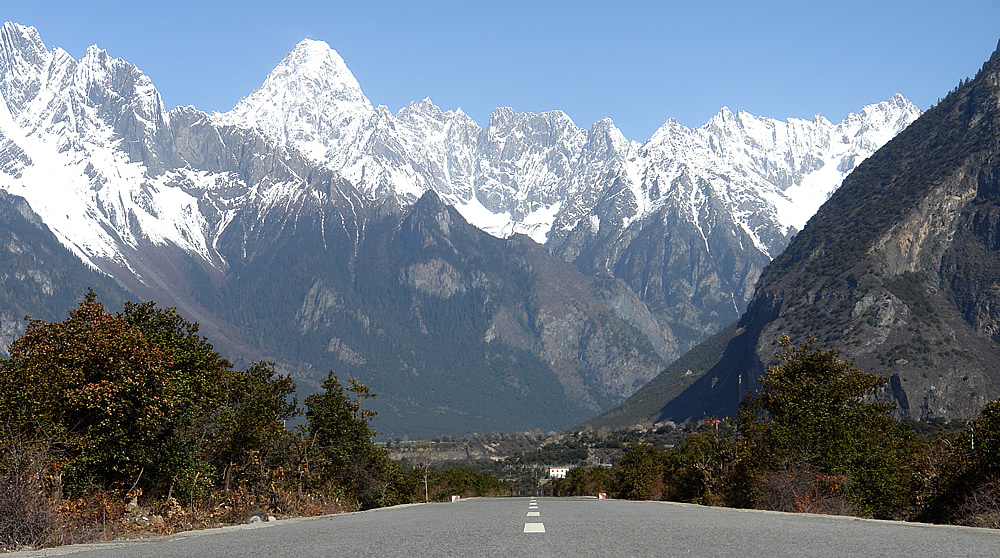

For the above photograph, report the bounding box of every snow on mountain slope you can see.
[0,21,921,323]
[0,23,216,274]
[0,23,330,299]
[215,37,919,252]
[604,94,923,261]
[339,99,480,204]
[769,94,919,231]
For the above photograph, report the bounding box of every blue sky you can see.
[5,1,999,140]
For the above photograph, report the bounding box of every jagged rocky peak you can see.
[0,22,46,72]
[0,22,170,156]
[486,105,517,129]
[475,106,588,218]
[76,45,171,160]
[393,97,475,138]
[874,92,917,118]
[399,97,442,117]
[582,117,631,158]
[481,106,587,164]
[484,106,582,142]
[0,23,48,115]
[273,38,369,107]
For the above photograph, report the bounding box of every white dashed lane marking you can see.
[524,500,544,533]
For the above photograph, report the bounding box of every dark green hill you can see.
[579,321,739,431]
[184,189,668,438]
[0,191,129,350]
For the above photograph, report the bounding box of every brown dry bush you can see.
[0,431,351,549]
[158,485,346,534]
[53,493,128,545]
[755,461,855,516]
[156,466,348,535]
[49,483,347,545]
[0,431,59,551]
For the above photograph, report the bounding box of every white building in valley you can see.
[548,466,570,479]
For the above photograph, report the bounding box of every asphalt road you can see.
[14,497,1000,557]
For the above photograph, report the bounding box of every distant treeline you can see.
[549,337,1000,528]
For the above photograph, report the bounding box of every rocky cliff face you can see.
[383,193,669,412]
[657,41,1000,423]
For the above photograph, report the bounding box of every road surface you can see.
[13,497,1000,557]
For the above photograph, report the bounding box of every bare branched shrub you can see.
[0,430,59,551]
[755,461,855,516]
[953,480,1000,529]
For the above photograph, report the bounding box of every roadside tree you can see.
[739,336,915,518]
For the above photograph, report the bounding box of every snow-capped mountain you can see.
[216,38,919,254]
[0,22,921,433]
[0,22,362,350]
[212,36,919,352]
[648,40,1000,425]
[216,39,373,167]
[547,95,921,349]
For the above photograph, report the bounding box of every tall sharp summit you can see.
[0,22,922,435]
[218,39,374,164]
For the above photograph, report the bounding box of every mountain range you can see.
[0,22,920,436]
[590,39,1000,430]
